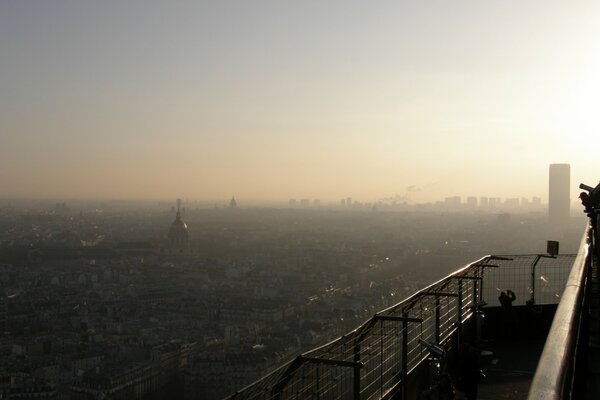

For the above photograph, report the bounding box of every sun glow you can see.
[551,35,600,157]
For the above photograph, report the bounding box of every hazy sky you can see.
[2,1,599,203]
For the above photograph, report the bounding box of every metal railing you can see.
[227,253,575,400]
[527,230,590,400]
[528,181,600,400]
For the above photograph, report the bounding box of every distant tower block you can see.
[169,198,189,249]
[549,163,570,225]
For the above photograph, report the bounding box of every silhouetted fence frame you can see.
[528,228,592,399]
[227,253,575,400]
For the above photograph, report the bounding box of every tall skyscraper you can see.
[549,163,570,225]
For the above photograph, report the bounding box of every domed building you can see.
[168,199,188,250]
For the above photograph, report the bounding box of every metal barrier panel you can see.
[359,318,402,399]
[480,256,531,307]
[227,254,576,400]
[279,363,355,399]
[480,255,575,307]
[534,256,575,305]
[439,279,459,344]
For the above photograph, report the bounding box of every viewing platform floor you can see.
[478,339,545,400]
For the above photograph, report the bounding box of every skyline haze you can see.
[2,1,599,203]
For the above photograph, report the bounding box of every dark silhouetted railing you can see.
[527,231,589,400]
[528,181,600,400]
[227,252,576,400]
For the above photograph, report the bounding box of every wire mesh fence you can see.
[479,255,574,307]
[227,254,576,400]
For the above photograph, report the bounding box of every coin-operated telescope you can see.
[418,339,445,358]
[579,182,600,213]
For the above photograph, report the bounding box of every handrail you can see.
[527,229,590,400]
[225,256,492,399]
[224,251,575,400]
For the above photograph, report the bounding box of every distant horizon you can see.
[0,191,581,208]
[0,163,591,206]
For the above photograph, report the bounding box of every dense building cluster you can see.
[0,199,585,399]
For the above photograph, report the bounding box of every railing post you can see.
[353,340,361,398]
[316,366,321,400]
[593,211,599,260]
[401,312,408,400]
[380,319,384,397]
[362,315,423,399]
[353,363,361,400]
[530,255,541,304]
[472,270,479,340]
[353,343,360,363]
[418,292,458,344]
[435,295,440,344]
[457,279,463,327]
[472,269,478,303]
[530,254,557,305]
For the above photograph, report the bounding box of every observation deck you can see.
[227,186,600,400]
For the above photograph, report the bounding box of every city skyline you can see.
[2,2,600,203]
[0,191,573,212]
